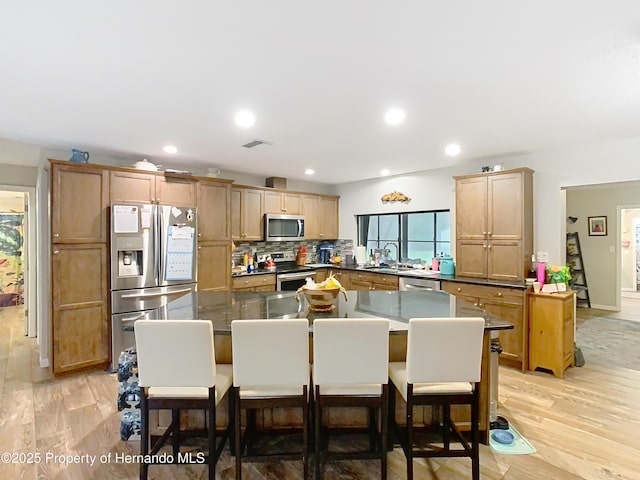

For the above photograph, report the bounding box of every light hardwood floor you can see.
[1,305,639,479]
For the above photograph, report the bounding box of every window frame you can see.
[356,209,450,264]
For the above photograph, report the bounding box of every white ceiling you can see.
[1,1,640,185]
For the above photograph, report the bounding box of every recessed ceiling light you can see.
[163,145,178,154]
[445,144,461,156]
[380,169,390,176]
[304,169,315,175]
[234,110,256,128]
[384,108,405,126]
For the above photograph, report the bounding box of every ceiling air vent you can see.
[242,139,273,148]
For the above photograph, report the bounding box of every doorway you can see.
[620,207,640,299]
[0,186,36,337]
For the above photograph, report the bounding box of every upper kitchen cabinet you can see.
[231,186,264,241]
[302,194,340,240]
[454,168,533,282]
[110,170,197,207]
[263,190,302,215]
[51,161,109,243]
[197,179,232,242]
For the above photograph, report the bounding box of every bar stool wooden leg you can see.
[140,390,149,480]
[406,384,414,480]
[234,387,242,480]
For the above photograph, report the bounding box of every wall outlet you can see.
[536,251,549,263]
[609,245,615,253]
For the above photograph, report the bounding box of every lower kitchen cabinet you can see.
[51,244,109,373]
[441,281,528,371]
[528,290,576,378]
[232,274,276,292]
[350,271,398,291]
[197,242,231,292]
[316,268,351,289]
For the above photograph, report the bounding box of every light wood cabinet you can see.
[232,274,276,292]
[110,170,197,207]
[302,194,340,240]
[51,163,109,243]
[51,243,109,373]
[197,180,231,242]
[197,242,231,292]
[263,190,302,215]
[441,280,528,371]
[350,271,398,291]
[50,161,110,374]
[528,291,575,378]
[316,268,351,289]
[330,269,350,290]
[454,168,533,282]
[231,187,263,241]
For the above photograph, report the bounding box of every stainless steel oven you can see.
[277,270,317,291]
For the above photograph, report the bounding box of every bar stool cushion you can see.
[148,364,233,401]
[388,363,472,400]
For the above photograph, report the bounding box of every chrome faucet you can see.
[383,242,399,269]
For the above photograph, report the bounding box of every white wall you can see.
[620,209,640,291]
[335,135,640,312]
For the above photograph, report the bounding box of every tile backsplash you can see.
[232,239,354,265]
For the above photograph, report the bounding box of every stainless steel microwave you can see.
[265,214,305,241]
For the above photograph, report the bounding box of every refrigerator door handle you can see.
[120,313,146,322]
[157,206,164,284]
[120,288,192,299]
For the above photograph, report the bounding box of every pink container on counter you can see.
[431,257,440,271]
[537,262,546,284]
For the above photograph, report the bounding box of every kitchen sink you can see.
[365,266,438,277]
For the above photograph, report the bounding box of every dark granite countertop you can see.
[232,263,527,289]
[162,290,513,335]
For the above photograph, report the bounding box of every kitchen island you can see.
[140,289,511,443]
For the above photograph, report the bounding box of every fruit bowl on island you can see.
[295,274,347,312]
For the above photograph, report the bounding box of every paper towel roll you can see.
[355,246,367,265]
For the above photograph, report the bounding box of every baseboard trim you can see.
[590,304,618,311]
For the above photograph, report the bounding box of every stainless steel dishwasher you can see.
[399,276,441,291]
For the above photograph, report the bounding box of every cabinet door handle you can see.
[479,303,484,308]
[53,233,59,238]
[457,287,461,292]
[473,302,478,307]
[53,250,59,255]
[482,231,487,235]
[487,231,492,236]
[483,244,487,249]
[198,233,202,237]
[488,245,492,249]
[497,292,502,297]
[198,246,201,250]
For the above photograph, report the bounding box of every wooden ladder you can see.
[566,232,591,307]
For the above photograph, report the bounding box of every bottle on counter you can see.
[527,254,537,280]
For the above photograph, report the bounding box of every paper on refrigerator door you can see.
[165,226,194,280]
[113,206,139,233]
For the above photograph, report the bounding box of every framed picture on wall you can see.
[588,216,607,236]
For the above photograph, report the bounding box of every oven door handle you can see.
[277,272,314,280]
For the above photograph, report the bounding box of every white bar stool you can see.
[312,318,390,480]
[231,318,311,480]
[135,319,233,480]
[388,317,484,480]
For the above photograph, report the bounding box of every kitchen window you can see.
[356,210,450,264]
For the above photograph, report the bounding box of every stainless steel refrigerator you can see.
[110,204,198,370]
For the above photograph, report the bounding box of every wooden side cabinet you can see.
[528,290,576,378]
